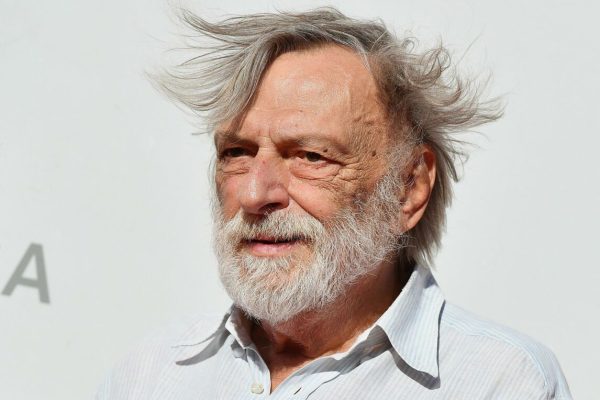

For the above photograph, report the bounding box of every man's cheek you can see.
[215,180,241,218]
[287,181,339,218]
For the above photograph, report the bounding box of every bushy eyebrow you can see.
[213,130,261,156]
[283,135,349,154]
[214,129,240,148]
[215,129,350,155]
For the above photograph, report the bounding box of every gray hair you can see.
[152,7,502,268]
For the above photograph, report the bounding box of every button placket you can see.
[245,347,270,396]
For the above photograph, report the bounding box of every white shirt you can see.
[96,266,572,399]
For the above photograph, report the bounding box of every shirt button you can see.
[250,383,264,394]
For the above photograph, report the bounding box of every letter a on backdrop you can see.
[2,243,50,303]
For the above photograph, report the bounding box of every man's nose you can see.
[237,155,290,215]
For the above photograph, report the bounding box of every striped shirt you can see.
[96,266,572,399]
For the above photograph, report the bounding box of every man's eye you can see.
[222,147,247,158]
[303,152,323,162]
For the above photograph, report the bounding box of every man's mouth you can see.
[242,236,305,256]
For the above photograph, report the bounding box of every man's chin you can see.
[219,256,328,324]
[234,254,303,281]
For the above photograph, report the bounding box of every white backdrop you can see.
[0,0,597,398]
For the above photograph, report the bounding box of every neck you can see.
[250,258,411,360]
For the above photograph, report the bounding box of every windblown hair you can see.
[153,7,502,267]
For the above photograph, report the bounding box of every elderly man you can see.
[97,8,571,399]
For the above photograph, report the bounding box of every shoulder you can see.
[95,312,228,400]
[439,303,572,399]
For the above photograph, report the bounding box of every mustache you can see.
[218,210,326,243]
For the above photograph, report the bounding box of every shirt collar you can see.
[171,311,231,362]
[224,306,254,349]
[172,265,444,378]
[377,265,444,378]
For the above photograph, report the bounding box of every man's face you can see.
[213,45,402,323]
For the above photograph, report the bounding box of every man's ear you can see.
[398,145,436,233]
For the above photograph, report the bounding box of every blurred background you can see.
[1,0,597,398]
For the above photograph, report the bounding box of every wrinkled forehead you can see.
[256,45,376,109]
[215,44,390,149]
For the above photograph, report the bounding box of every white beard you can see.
[213,170,406,324]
